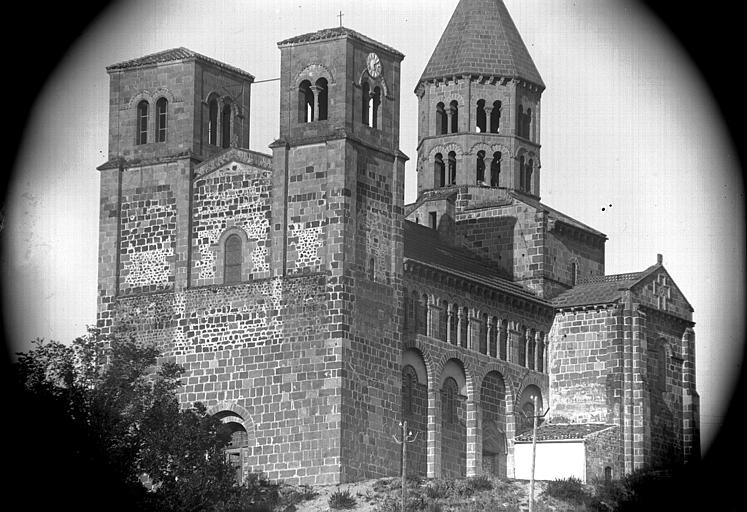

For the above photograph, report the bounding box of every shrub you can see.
[329,489,357,510]
[466,475,493,493]
[423,479,453,499]
[543,477,591,505]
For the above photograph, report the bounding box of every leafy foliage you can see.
[10,330,276,511]
[543,476,591,504]
[329,489,358,509]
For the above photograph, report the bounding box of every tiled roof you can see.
[419,0,544,87]
[106,47,255,80]
[278,27,403,57]
[551,273,640,308]
[403,221,549,305]
[552,264,662,308]
[514,423,615,442]
[510,192,606,238]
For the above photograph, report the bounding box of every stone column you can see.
[505,391,516,477]
[427,301,438,338]
[484,106,493,133]
[469,315,480,352]
[525,330,532,368]
[466,397,481,477]
[487,320,496,357]
[446,305,454,345]
[534,331,542,371]
[310,85,321,122]
[427,387,441,478]
[458,308,467,348]
[446,108,454,134]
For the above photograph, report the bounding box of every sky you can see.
[1,0,743,457]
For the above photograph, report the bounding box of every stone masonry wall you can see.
[111,274,345,485]
[549,308,621,425]
[191,158,272,285]
[585,426,620,481]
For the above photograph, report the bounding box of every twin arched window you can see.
[476,100,501,133]
[136,98,168,145]
[208,97,233,147]
[361,82,381,128]
[299,78,329,124]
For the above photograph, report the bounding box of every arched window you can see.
[449,100,459,133]
[519,155,526,190]
[537,332,545,373]
[436,102,447,135]
[479,313,488,354]
[448,151,457,185]
[489,317,498,357]
[476,99,486,133]
[371,86,382,128]
[315,78,328,121]
[224,234,242,284]
[525,108,532,139]
[361,81,370,126]
[418,294,429,336]
[299,80,314,123]
[438,301,448,341]
[527,328,536,370]
[434,153,445,187]
[221,103,232,148]
[443,377,459,423]
[658,340,668,392]
[476,150,486,184]
[137,100,149,145]
[518,326,527,367]
[526,159,533,193]
[156,98,168,142]
[499,320,508,360]
[449,304,458,345]
[403,365,418,416]
[368,257,375,280]
[410,290,419,332]
[571,261,578,286]
[517,105,524,137]
[490,101,501,133]
[208,98,219,145]
[460,307,468,348]
[604,466,613,482]
[490,152,501,187]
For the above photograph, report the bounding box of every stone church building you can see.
[95,0,699,485]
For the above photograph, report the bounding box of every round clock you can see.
[366,52,382,78]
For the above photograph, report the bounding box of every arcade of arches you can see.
[401,347,545,479]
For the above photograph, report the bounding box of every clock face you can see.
[366,52,382,78]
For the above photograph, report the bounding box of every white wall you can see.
[514,441,586,482]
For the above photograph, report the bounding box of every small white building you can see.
[514,423,619,483]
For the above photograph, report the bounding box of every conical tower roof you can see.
[419,0,544,88]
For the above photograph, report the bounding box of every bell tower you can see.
[414,0,544,199]
[270,27,407,482]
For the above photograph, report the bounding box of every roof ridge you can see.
[106,47,254,80]
[277,26,403,57]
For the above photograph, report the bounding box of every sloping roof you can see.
[419,0,544,87]
[404,221,548,305]
[106,47,255,80]
[552,272,642,308]
[278,26,404,57]
[514,423,615,442]
[509,192,606,238]
[552,261,668,308]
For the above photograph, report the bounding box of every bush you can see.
[423,479,453,499]
[466,475,493,493]
[329,489,357,510]
[543,477,591,505]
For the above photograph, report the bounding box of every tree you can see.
[10,329,270,511]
